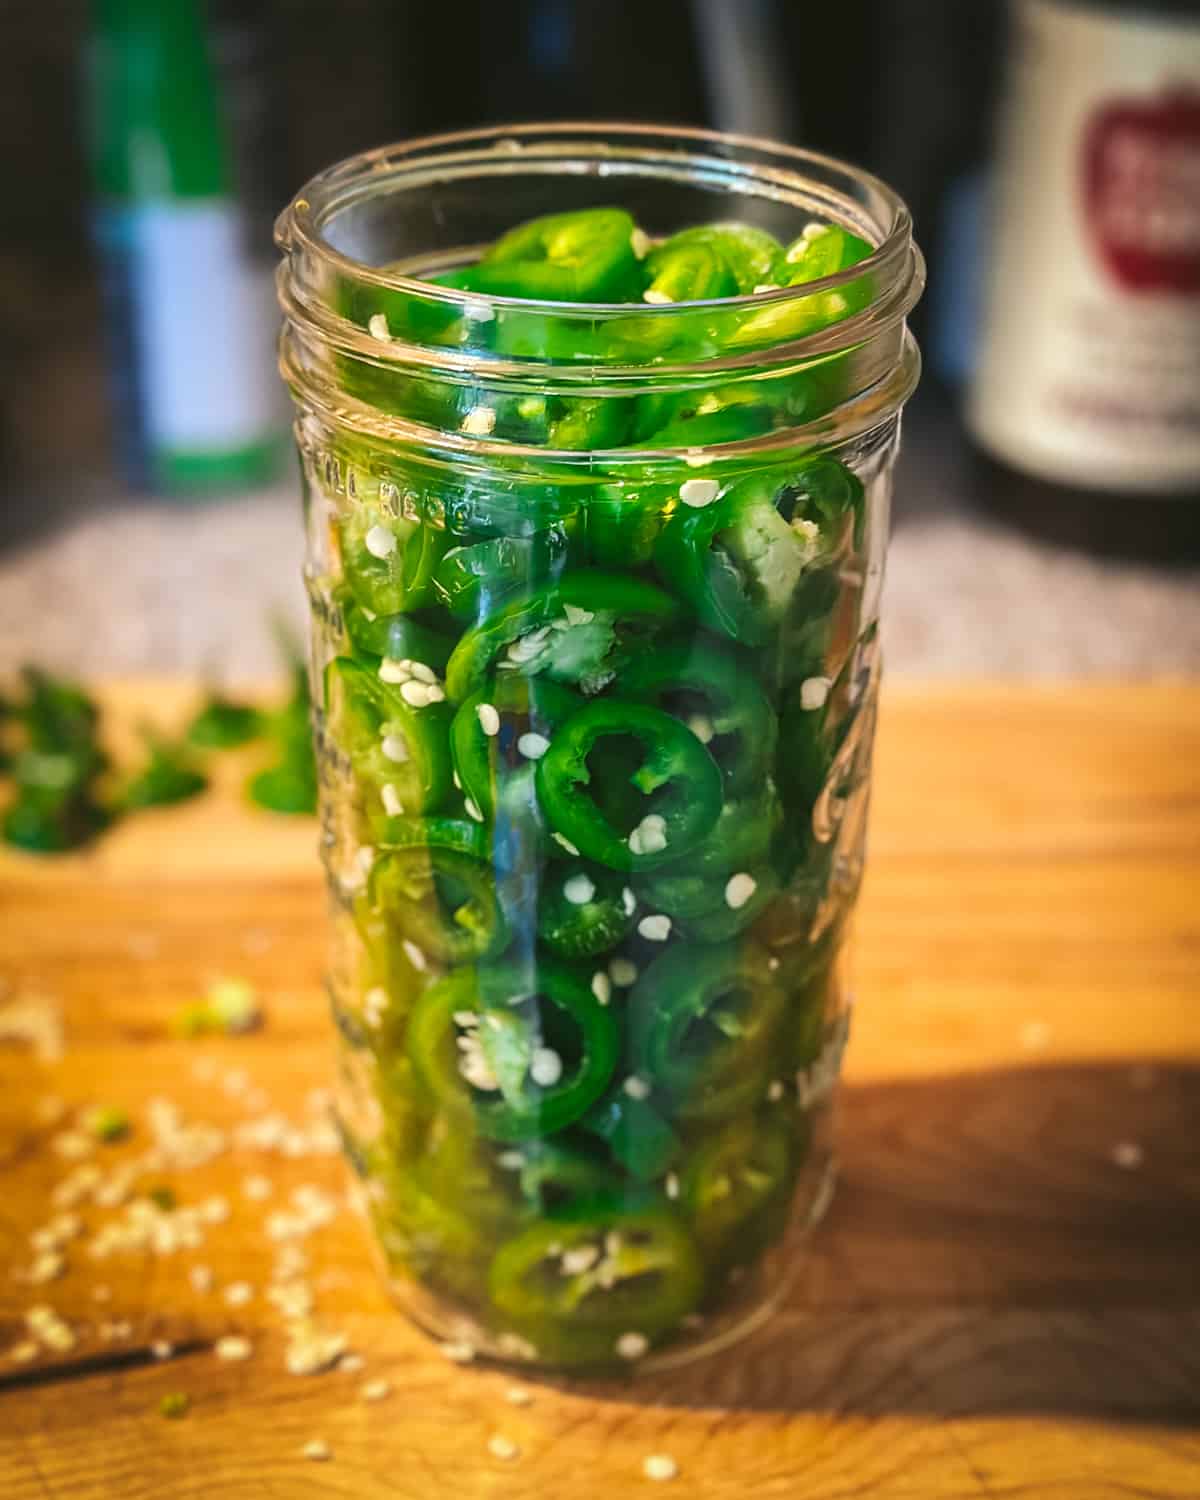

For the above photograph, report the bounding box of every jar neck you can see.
[276,124,924,463]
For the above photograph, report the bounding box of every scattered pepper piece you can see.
[118,727,207,811]
[85,1106,131,1143]
[186,692,264,750]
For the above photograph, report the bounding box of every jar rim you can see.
[277,121,917,323]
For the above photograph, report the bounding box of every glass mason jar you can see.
[275,124,922,1374]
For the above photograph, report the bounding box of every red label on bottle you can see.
[1082,85,1200,296]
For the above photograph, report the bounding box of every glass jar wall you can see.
[276,124,922,1374]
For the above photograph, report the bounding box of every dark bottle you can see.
[968,0,1200,561]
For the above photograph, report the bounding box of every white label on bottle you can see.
[968,0,1200,495]
[133,199,281,454]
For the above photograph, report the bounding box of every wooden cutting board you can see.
[1,679,1198,1499]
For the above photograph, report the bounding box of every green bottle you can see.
[88,0,284,495]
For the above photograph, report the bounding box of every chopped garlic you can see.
[363,524,396,559]
[380,733,409,764]
[214,1336,252,1362]
[679,478,720,508]
[644,1454,679,1481]
[461,406,497,437]
[563,873,596,906]
[724,872,757,911]
[517,732,550,760]
[529,1048,563,1088]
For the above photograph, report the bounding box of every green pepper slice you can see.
[584,481,671,568]
[642,242,737,304]
[511,1140,623,1214]
[368,836,507,967]
[598,244,739,361]
[488,1195,703,1366]
[335,583,454,672]
[619,639,776,795]
[445,572,680,704]
[721,223,874,350]
[630,401,775,451]
[373,1116,513,1308]
[464,208,643,303]
[581,1091,682,1183]
[639,861,782,942]
[325,656,453,822]
[546,395,634,451]
[645,222,785,294]
[450,674,581,825]
[537,858,637,959]
[339,502,448,618]
[680,1115,794,1275]
[654,469,821,646]
[536,700,723,872]
[407,960,618,1142]
[627,941,785,1122]
[378,814,489,861]
[772,456,867,556]
[782,222,872,285]
[432,533,571,624]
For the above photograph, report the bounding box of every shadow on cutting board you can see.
[576,1061,1200,1425]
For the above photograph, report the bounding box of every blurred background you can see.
[1,0,1198,680]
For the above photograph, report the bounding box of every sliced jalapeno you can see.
[619,639,776,795]
[536,700,723,872]
[325,656,453,822]
[369,839,508,967]
[512,1140,623,1215]
[488,1194,703,1366]
[584,481,671,568]
[336,583,455,672]
[782,222,872,285]
[680,1115,794,1275]
[450,674,582,824]
[638,861,782,942]
[407,960,618,1142]
[466,208,643,303]
[654,469,820,645]
[445,572,680,704]
[537,858,637,959]
[627,941,786,1122]
[581,1091,682,1183]
[432,534,571,624]
[645,222,785,294]
[339,502,449,618]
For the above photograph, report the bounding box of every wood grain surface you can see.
[1,678,1198,1499]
